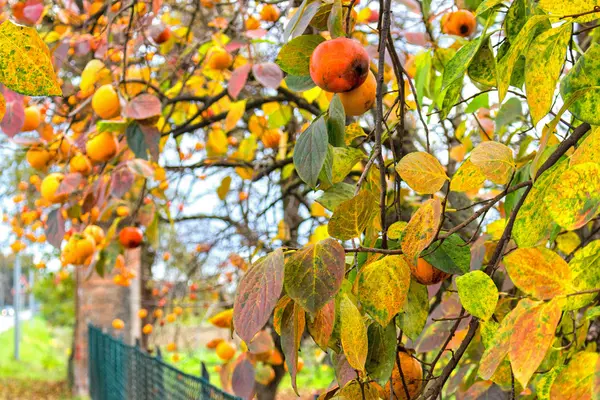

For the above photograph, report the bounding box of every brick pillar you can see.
[72,248,141,396]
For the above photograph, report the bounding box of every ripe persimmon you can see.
[152,26,171,44]
[69,153,93,175]
[209,308,233,328]
[309,38,370,93]
[216,341,236,361]
[86,131,118,162]
[166,342,177,352]
[260,4,280,22]
[112,319,125,330]
[207,48,233,70]
[63,234,96,265]
[384,351,423,400]
[119,226,143,248]
[92,84,121,119]
[22,106,42,131]
[441,10,477,37]
[206,338,224,349]
[41,173,67,203]
[336,70,377,116]
[142,324,153,335]
[245,16,260,30]
[138,309,148,318]
[26,146,52,171]
[410,258,450,285]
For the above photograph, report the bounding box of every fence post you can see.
[13,255,20,361]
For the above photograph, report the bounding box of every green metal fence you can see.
[88,324,240,400]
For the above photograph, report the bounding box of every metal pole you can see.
[28,269,34,315]
[13,255,20,360]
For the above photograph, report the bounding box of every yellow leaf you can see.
[470,141,515,185]
[340,294,368,372]
[544,162,600,230]
[486,219,506,241]
[276,220,291,242]
[328,190,379,240]
[248,115,268,136]
[387,221,407,240]
[217,176,231,200]
[311,202,328,218]
[450,159,486,192]
[401,198,442,264]
[570,126,600,166]
[503,247,571,300]
[539,0,600,22]
[225,99,247,131]
[309,225,329,244]
[208,308,233,328]
[550,351,600,400]
[206,129,228,157]
[0,20,62,96]
[396,152,448,194]
[358,255,411,326]
[556,231,581,254]
[80,59,107,92]
[525,24,572,124]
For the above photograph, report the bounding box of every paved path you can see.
[0,309,32,334]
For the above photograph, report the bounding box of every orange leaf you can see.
[401,198,442,264]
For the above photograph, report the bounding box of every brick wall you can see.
[72,248,141,396]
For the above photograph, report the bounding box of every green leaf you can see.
[468,38,497,87]
[525,23,571,124]
[560,42,600,125]
[414,51,432,105]
[503,247,571,300]
[495,97,523,131]
[497,15,549,101]
[284,238,346,314]
[358,255,411,326]
[544,162,600,230]
[146,212,160,249]
[0,20,62,96]
[327,95,346,147]
[293,116,328,188]
[283,0,321,42]
[400,278,429,341]
[328,190,378,240]
[285,75,316,92]
[318,145,334,187]
[439,74,464,119]
[327,0,344,38]
[366,322,397,386]
[423,234,471,275]
[340,294,368,372]
[276,34,325,76]
[456,271,498,320]
[513,159,567,248]
[97,120,129,134]
[509,299,562,388]
[316,182,355,211]
[126,123,149,160]
[464,92,490,114]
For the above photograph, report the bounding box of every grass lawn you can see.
[0,317,72,381]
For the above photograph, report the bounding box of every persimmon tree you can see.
[1,0,600,399]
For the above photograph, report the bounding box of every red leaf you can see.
[245,29,267,39]
[53,39,70,69]
[228,64,252,99]
[233,249,284,342]
[56,173,84,196]
[401,31,430,47]
[253,63,283,89]
[1,89,24,137]
[140,124,160,161]
[332,353,355,388]
[123,94,162,120]
[280,302,305,395]
[231,357,255,400]
[45,208,65,249]
[225,41,245,52]
[23,0,43,24]
[307,299,335,350]
[110,167,135,198]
